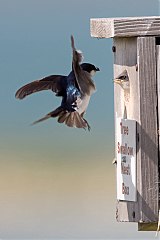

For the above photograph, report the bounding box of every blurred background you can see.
[0,0,159,238]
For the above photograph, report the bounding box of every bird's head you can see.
[81,63,100,77]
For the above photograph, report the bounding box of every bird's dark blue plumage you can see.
[62,71,81,112]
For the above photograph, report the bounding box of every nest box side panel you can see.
[114,36,159,223]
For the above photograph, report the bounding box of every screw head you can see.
[132,211,135,218]
[112,46,116,52]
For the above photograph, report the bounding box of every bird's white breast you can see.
[77,95,91,115]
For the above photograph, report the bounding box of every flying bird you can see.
[15,36,100,130]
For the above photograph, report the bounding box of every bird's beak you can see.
[113,78,123,84]
[96,67,100,71]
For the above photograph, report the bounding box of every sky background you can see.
[0,0,159,239]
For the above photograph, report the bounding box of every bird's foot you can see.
[83,118,91,131]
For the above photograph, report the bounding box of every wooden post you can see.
[90,16,160,231]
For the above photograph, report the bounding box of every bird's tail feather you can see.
[31,106,89,130]
[57,110,88,129]
[31,115,51,125]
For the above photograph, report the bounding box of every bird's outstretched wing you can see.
[71,35,95,95]
[15,75,67,99]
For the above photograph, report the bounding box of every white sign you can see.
[116,118,137,202]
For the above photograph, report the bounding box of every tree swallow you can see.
[15,36,100,130]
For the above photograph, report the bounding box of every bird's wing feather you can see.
[15,75,67,99]
[71,35,96,95]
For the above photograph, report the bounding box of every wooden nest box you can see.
[90,16,160,231]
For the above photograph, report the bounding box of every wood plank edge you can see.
[138,222,158,231]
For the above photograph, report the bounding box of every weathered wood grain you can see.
[114,37,159,223]
[90,16,160,38]
[156,42,160,220]
[137,37,159,223]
